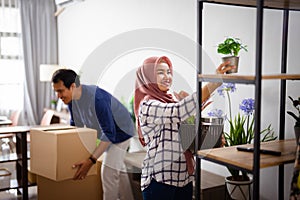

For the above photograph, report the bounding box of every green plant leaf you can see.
[217,37,247,56]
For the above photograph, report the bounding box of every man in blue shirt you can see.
[52,69,134,200]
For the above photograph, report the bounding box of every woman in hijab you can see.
[134,56,233,200]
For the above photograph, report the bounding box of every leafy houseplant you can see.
[217,37,248,74]
[287,96,300,143]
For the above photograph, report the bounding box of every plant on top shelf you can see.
[209,83,277,181]
[287,96,300,143]
[217,37,248,57]
[217,37,248,74]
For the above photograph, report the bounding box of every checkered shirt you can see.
[139,93,198,191]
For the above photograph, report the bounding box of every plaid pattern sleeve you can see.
[139,93,197,191]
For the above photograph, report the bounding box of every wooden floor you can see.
[0,187,37,200]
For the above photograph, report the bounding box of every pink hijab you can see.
[134,56,175,146]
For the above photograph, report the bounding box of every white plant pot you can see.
[225,175,252,200]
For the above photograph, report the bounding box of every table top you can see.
[197,139,296,171]
[0,126,31,134]
[0,116,12,126]
[0,124,75,135]
[0,119,12,126]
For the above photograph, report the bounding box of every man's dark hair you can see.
[51,69,80,88]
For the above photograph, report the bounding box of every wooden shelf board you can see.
[198,74,300,81]
[203,0,300,11]
[197,139,296,171]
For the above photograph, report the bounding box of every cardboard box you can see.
[37,159,103,200]
[30,125,97,181]
[37,175,101,200]
[27,161,37,184]
[28,167,37,184]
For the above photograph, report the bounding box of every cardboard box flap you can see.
[30,124,75,132]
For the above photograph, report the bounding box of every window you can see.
[0,0,24,111]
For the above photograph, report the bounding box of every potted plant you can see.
[179,99,220,152]
[209,83,277,200]
[50,99,57,110]
[217,37,248,74]
[287,96,300,144]
[179,114,224,152]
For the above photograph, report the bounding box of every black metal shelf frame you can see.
[0,130,30,199]
[196,1,293,200]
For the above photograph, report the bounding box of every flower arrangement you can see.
[287,96,300,127]
[209,83,277,181]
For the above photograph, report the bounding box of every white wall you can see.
[57,1,300,199]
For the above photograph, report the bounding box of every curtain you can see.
[0,0,23,118]
[20,0,58,125]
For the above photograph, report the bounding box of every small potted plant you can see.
[217,37,248,74]
[50,99,57,110]
[287,96,300,144]
[178,99,216,152]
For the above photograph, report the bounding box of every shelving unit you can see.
[0,126,32,200]
[195,1,300,200]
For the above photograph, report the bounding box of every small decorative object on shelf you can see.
[287,96,300,144]
[217,37,248,74]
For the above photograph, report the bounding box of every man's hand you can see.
[72,141,110,180]
[72,158,94,180]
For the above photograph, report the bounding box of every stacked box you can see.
[37,159,103,200]
[30,125,97,181]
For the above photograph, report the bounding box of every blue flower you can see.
[239,98,255,116]
[217,83,236,97]
[208,109,224,118]
[214,84,276,180]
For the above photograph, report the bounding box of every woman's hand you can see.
[216,61,236,74]
[174,90,189,101]
[202,61,236,102]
